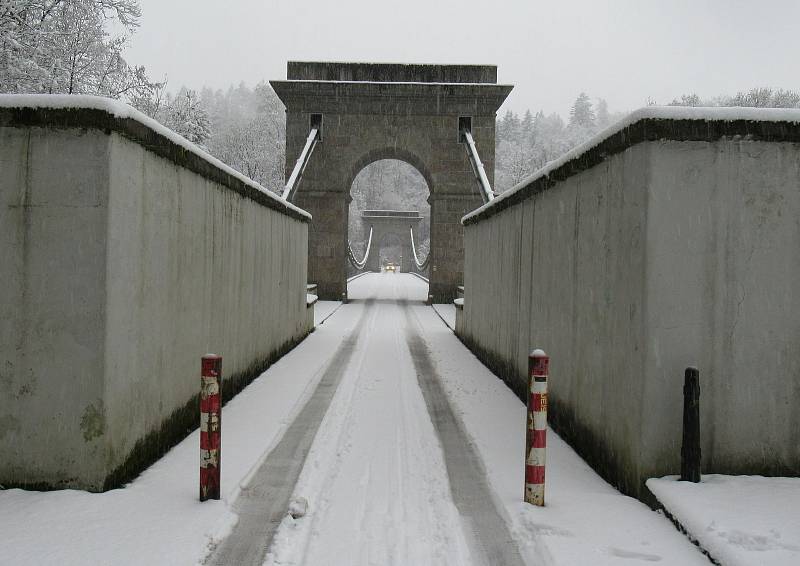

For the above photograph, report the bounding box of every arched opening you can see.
[376,233,403,268]
[347,159,431,293]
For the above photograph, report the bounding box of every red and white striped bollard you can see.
[200,354,222,501]
[525,349,548,506]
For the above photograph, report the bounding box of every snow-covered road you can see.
[262,274,524,566]
[0,273,710,566]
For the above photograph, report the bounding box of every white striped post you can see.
[525,349,548,506]
[200,354,222,501]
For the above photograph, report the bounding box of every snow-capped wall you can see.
[0,95,311,491]
[459,107,800,501]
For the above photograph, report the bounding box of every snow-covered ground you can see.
[267,274,479,565]
[0,299,366,566]
[408,283,708,566]
[432,302,456,330]
[313,300,341,325]
[1,274,710,565]
[648,475,800,566]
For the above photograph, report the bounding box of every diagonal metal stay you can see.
[282,126,319,202]
[462,129,496,204]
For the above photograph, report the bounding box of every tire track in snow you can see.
[204,301,375,566]
[268,276,474,566]
[404,303,528,566]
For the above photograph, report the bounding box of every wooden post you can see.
[200,354,222,501]
[680,366,701,483]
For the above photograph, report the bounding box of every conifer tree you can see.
[521,109,533,139]
[569,92,595,128]
[596,99,610,128]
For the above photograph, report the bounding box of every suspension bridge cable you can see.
[409,226,430,270]
[347,226,373,270]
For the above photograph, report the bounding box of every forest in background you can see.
[4,0,800,255]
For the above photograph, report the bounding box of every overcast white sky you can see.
[126,0,800,117]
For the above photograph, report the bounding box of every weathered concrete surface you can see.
[0,104,311,491]
[272,62,511,303]
[460,117,800,500]
[287,61,498,83]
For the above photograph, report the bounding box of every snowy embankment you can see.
[0,306,363,566]
[647,475,800,566]
[431,303,456,329]
[314,300,342,325]
[413,302,710,566]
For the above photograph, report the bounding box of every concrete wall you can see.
[460,113,800,500]
[0,102,311,491]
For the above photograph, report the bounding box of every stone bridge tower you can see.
[271,62,512,302]
[360,210,422,273]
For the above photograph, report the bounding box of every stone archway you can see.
[271,62,512,302]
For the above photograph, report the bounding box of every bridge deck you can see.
[207,273,524,565]
[0,274,709,566]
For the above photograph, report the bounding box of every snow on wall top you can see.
[463,105,800,225]
[0,94,311,221]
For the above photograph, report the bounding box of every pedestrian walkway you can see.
[206,302,373,565]
[648,474,800,566]
[211,274,525,565]
[0,274,711,566]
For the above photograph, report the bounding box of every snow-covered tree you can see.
[497,109,520,142]
[596,98,610,128]
[201,81,285,192]
[669,93,703,107]
[159,88,211,146]
[569,92,595,129]
[728,87,800,108]
[520,109,533,140]
[668,88,800,109]
[494,95,611,193]
[767,89,800,108]
[0,0,158,100]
